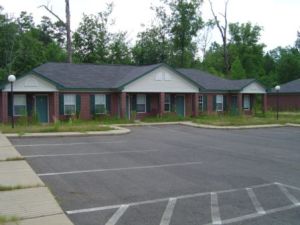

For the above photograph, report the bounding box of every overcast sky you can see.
[1,0,300,51]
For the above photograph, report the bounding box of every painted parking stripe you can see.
[221,204,300,224]
[105,205,129,225]
[24,149,161,158]
[14,140,126,147]
[38,161,203,177]
[246,188,265,214]
[276,183,300,206]
[159,198,177,225]
[211,192,222,225]
[66,182,274,215]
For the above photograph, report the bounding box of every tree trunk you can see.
[65,0,72,63]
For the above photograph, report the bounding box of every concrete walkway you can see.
[0,133,74,225]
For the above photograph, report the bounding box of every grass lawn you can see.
[0,216,19,225]
[141,113,189,123]
[0,119,114,134]
[193,111,300,126]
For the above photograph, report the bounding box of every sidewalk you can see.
[0,133,74,225]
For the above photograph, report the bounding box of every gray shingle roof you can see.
[33,63,161,89]
[31,62,256,91]
[177,68,255,91]
[270,78,300,93]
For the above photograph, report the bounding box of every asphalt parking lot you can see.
[10,125,300,225]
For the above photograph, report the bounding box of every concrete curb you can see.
[0,134,75,225]
[3,121,300,138]
[179,121,286,129]
[119,121,291,130]
[5,126,130,138]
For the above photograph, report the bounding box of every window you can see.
[14,95,26,116]
[164,73,172,81]
[136,94,146,113]
[164,94,171,112]
[64,94,76,115]
[155,73,163,81]
[198,95,203,112]
[216,95,223,111]
[243,95,250,110]
[95,94,106,114]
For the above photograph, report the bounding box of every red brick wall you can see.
[58,92,114,121]
[267,94,300,110]
[79,93,91,120]
[185,93,193,117]
[111,93,119,117]
[1,92,8,123]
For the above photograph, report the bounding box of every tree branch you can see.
[38,4,66,27]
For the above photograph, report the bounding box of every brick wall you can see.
[267,94,300,110]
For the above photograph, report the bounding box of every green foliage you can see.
[231,57,246,79]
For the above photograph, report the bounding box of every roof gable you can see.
[2,74,57,92]
[240,81,266,94]
[123,66,199,93]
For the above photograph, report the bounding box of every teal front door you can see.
[36,95,48,123]
[175,95,185,117]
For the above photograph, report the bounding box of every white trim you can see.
[164,94,171,112]
[35,94,49,123]
[124,66,199,93]
[198,95,204,112]
[216,95,224,112]
[136,94,146,113]
[3,74,57,92]
[13,94,27,116]
[241,82,266,94]
[243,94,250,111]
[95,94,106,114]
[63,94,76,116]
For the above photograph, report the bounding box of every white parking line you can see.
[246,188,265,214]
[38,161,203,177]
[276,183,300,206]
[66,182,274,215]
[24,149,161,158]
[105,205,129,225]
[221,204,300,224]
[211,192,222,225]
[159,198,177,225]
[14,140,126,147]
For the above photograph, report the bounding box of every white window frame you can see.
[136,94,146,113]
[64,94,76,115]
[243,95,250,110]
[155,73,163,81]
[95,94,106,114]
[198,95,203,112]
[13,94,27,116]
[164,73,172,81]
[164,94,171,112]
[216,95,223,112]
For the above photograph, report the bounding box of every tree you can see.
[39,0,72,63]
[230,57,246,79]
[108,32,131,64]
[295,31,300,50]
[167,0,203,67]
[132,27,171,65]
[0,6,18,80]
[228,22,265,79]
[73,3,113,63]
[276,47,300,84]
[208,0,230,76]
